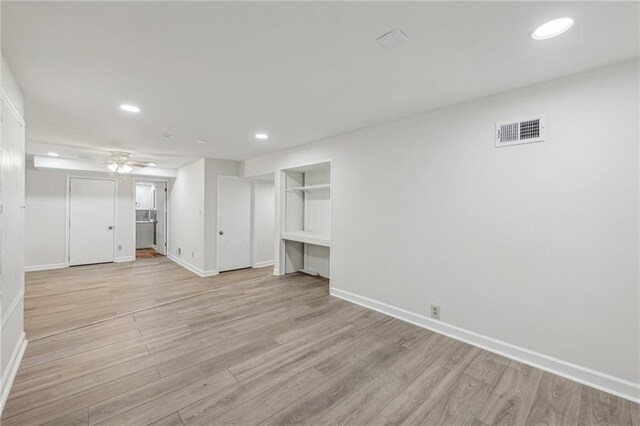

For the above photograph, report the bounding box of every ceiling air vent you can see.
[495,115,545,147]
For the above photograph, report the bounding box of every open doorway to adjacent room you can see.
[134,179,168,260]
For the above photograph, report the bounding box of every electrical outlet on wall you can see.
[430,304,441,319]
[118,245,122,251]
[177,247,182,255]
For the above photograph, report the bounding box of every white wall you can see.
[24,163,138,268]
[167,158,239,275]
[242,60,640,400]
[1,53,27,412]
[168,159,205,271]
[252,180,275,267]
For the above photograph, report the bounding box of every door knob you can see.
[108,226,114,230]
[219,231,224,235]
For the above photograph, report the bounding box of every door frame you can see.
[132,177,170,258]
[216,175,253,273]
[65,176,118,267]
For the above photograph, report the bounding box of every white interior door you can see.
[155,182,167,255]
[218,176,251,272]
[69,178,116,266]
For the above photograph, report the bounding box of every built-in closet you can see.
[280,161,331,278]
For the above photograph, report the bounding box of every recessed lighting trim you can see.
[48,152,59,157]
[147,162,158,167]
[255,133,269,140]
[195,139,208,144]
[120,104,141,113]
[531,17,574,40]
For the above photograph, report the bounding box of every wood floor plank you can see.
[387,332,454,383]
[524,372,582,426]
[200,367,327,425]
[261,342,411,425]
[2,367,160,425]
[148,413,185,426]
[631,402,640,426]
[43,408,89,426]
[463,350,510,386]
[4,258,636,426]
[474,361,544,426]
[315,370,407,426]
[420,373,492,425]
[379,341,481,425]
[95,369,237,426]
[578,386,632,426]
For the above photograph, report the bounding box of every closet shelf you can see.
[281,231,330,247]
[286,184,330,192]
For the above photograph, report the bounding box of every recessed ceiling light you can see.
[255,133,269,140]
[120,104,141,113]
[195,139,208,144]
[147,162,157,167]
[531,17,574,40]
[48,152,59,157]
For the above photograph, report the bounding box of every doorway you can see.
[135,180,167,260]
[68,177,116,266]
[217,176,252,272]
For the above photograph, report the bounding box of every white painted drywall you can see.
[168,159,205,271]
[242,60,640,393]
[1,53,27,412]
[167,158,239,274]
[252,180,275,267]
[24,163,137,268]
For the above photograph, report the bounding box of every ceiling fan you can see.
[107,151,157,173]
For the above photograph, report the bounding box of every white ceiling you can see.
[3,2,638,168]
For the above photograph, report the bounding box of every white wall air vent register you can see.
[495,115,546,147]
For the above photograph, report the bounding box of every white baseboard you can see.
[167,254,218,277]
[330,287,640,403]
[24,263,66,272]
[1,292,24,328]
[115,255,135,263]
[0,332,27,415]
[253,260,274,269]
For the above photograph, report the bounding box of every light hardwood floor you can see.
[3,257,638,425]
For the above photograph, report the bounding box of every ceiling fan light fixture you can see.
[108,162,133,173]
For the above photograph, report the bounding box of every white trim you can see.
[0,332,27,415]
[253,260,274,268]
[24,263,66,272]
[0,291,24,328]
[0,87,25,126]
[167,253,218,277]
[115,256,135,263]
[272,268,280,275]
[330,287,640,404]
[66,176,118,266]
